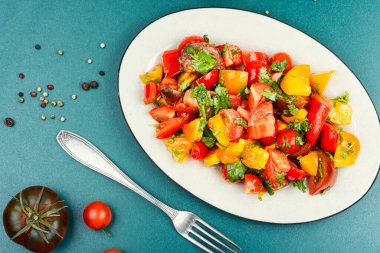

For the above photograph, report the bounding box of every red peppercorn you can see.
[4,117,14,127]
[47,84,54,90]
[30,91,37,97]
[40,103,46,108]
[18,73,24,79]
[81,82,90,91]
[90,81,99,89]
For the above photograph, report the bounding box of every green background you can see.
[1,0,379,252]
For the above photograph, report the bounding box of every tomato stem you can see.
[101,228,111,238]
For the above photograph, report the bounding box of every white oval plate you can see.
[118,8,380,223]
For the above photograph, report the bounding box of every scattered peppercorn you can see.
[58,49,64,55]
[35,44,41,50]
[40,115,46,121]
[18,98,24,103]
[37,87,42,92]
[81,82,90,90]
[40,103,46,108]
[57,101,64,107]
[264,10,270,15]
[51,101,57,107]
[99,42,106,48]
[18,73,24,79]
[43,92,48,97]
[50,114,56,119]
[99,71,105,76]
[39,96,45,101]
[18,92,24,97]
[90,81,99,89]
[43,99,49,104]
[30,91,37,97]
[60,116,66,122]
[87,59,93,64]
[4,117,14,127]
[71,94,77,100]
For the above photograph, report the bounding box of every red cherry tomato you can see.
[192,69,219,89]
[245,60,269,85]
[191,141,209,160]
[286,161,307,181]
[276,129,302,154]
[144,83,159,104]
[287,142,315,159]
[103,250,123,253]
[178,36,205,52]
[156,117,186,139]
[83,201,112,230]
[319,123,339,153]
[269,52,293,72]
[242,51,268,66]
[149,105,175,122]
[264,155,289,190]
[244,174,266,193]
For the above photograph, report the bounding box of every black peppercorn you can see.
[99,71,105,76]
[81,82,90,91]
[18,92,24,97]
[40,103,46,108]
[35,44,41,50]
[4,117,14,127]
[90,81,99,89]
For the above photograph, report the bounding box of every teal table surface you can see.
[1,1,379,252]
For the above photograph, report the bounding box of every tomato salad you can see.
[139,35,360,198]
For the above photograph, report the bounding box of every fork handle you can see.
[56,130,178,219]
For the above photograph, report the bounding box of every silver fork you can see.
[56,130,241,253]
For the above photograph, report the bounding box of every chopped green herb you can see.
[287,104,300,116]
[215,142,227,150]
[166,137,175,144]
[295,136,304,146]
[201,128,216,148]
[198,118,207,132]
[237,86,250,99]
[172,150,183,158]
[263,179,275,196]
[225,160,247,182]
[276,172,285,187]
[320,186,331,195]
[270,59,288,72]
[282,137,291,151]
[317,158,323,178]
[258,192,265,201]
[186,46,217,75]
[191,84,213,117]
[213,84,231,114]
[219,71,225,85]
[179,81,191,91]
[261,88,277,102]
[220,43,228,58]
[333,91,350,104]
[203,34,210,43]
[235,118,247,129]
[292,179,307,193]
[314,84,321,95]
[287,119,311,137]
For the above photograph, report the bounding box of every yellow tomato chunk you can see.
[219,70,248,95]
[334,131,360,167]
[182,118,204,142]
[164,137,192,163]
[280,65,311,96]
[328,101,352,125]
[217,139,246,164]
[241,141,269,170]
[203,149,220,167]
[281,108,308,123]
[310,70,335,95]
[299,151,318,176]
[208,114,230,146]
[139,64,163,84]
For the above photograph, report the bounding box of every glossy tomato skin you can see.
[103,249,123,253]
[247,101,276,139]
[248,83,273,111]
[308,151,338,195]
[178,36,205,52]
[228,94,242,109]
[144,83,159,104]
[244,174,266,193]
[162,49,181,78]
[287,142,315,159]
[83,201,112,230]
[320,123,339,153]
[258,119,278,146]
[156,117,186,139]
[286,161,307,181]
[219,109,245,142]
[3,186,68,253]
[242,51,268,66]
[149,105,175,122]
[264,156,289,190]
[220,44,243,67]
[192,69,219,89]
[245,60,269,85]
[269,52,293,72]
[276,129,302,154]
[191,141,209,160]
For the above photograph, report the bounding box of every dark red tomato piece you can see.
[161,77,178,89]
[174,100,199,114]
[264,156,289,190]
[219,44,242,67]
[286,161,307,181]
[248,83,273,112]
[149,105,175,122]
[178,36,205,52]
[160,86,182,106]
[240,99,249,110]
[144,82,159,104]
[320,123,339,153]
[258,119,278,146]
[247,101,276,139]
[162,49,181,78]
[183,90,199,111]
[245,60,269,85]
[156,117,185,139]
[287,142,316,159]
[228,94,242,109]
[192,69,219,89]
[276,129,302,154]
[219,109,245,142]
[267,148,290,173]
[308,150,338,195]
[306,94,333,145]
[191,141,209,160]
[237,106,249,121]
[242,51,268,66]
[176,111,198,123]
[244,174,266,193]
[269,52,293,72]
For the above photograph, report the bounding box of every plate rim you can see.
[117,7,380,224]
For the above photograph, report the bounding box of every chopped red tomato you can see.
[218,44,243,67]
[276,129,302,154]
[144,82,159,104]
[191,141,209,160]
[237,106,249,121]
[244,174,266,193]
[192,69,219,89]
[264,156,289,190]
[242,51,268,66]
[183,90,199,111]
[178,36,205,52]
[258,119,278,146]
[247,102,276,139]
[269,52,293,72]
[156,117,185,139]
[219,109,245,142]
[286,161,307,181]
[267,149,290,173]
[149,105,175,122]
[248,83,273,111]
[162,49,181,78]
[245,60,269,85]
[228,94,242,109]
[308,151,338,195]
[320,123,339,153]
